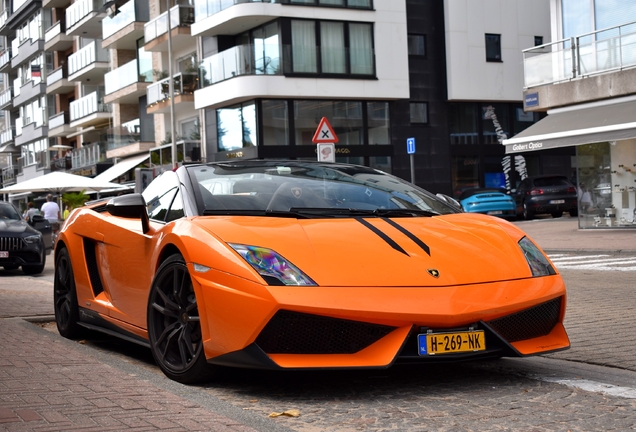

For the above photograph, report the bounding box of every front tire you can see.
[23,250,46,275]
[147,254,215,384]
[54,248,84,338]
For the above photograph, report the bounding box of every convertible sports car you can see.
[54,160,569,384]
[459,188,516,220]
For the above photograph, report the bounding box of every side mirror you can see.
[436,193,463,211]
[106,193,150,234]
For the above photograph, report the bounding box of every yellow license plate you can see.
[418,331,486,355]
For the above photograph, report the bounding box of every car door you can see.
[99,172,183,329]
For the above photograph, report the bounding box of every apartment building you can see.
[503,0,636,228]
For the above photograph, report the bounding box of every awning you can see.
[94,154,150,183]
[502,100,636,154]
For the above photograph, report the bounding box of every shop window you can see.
[485,33,501,62]
[294,100,363,145]
[217,102,256,152]
[408,34,426,56]
[367,101,389,144]
[481,104,509,144]
[410,102,428,124]
[451,156,480,198]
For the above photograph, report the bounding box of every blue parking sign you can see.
[407,137,416,154]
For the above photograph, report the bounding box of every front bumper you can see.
[192,269,569,369]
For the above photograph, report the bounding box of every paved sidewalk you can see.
[514,216,636,253]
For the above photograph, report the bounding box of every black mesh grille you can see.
[255,310,396,354]
[83,238,104,296]
[486,297,562,342]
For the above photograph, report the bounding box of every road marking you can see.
[539,377,636,399]
[548,254,636,271]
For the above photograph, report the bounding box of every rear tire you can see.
[147,254,216,384]
[54,248,84,339]
[569,209,578,217]
[523,202,534,220]
[551,211,562,218]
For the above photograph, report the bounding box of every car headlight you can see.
[229,244,316,286]
[518,237,556,277]
[23,234,41,244]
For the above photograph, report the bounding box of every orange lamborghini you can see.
[54,160,569,384]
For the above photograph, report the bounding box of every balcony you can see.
[102,0,149,50]
[144,4,194,52]
[0,127,14,145]
[199,43,281,86]
[43,0,72,10]
[14,77,48,108]
[46,65,76,94]
[522,20,636,110]
[48,111,76,137]
[0,9,7,30]
[146,72,197,114]
[68,41,109,83]
[50,155,72,172]
[0,87,11,110]
[0,50,10,72]
[44,21,74,52]
[149,140,201,170]
[69,91,111,129]
[2,166,18,186]
[104,59,152,104]
[192,0,283,38]
[15,115,49,147]
[66,0,106,38]
[11,37,45,70]
[106,118,155,159]
[70,142,105,171]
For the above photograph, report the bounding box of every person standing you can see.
[41,194,61,223]
[24,202,39,221]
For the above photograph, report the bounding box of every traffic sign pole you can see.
[407,138,416,184]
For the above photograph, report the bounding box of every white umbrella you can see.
[0,171,126,194]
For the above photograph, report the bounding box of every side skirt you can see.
[78,307,150,348]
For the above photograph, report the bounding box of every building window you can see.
[217,102,256,152]
[534,36,543,46]
[294,100,364,145]
[290,19,374,76]
[410,102,428,124]
[485,33,501,62]
[407,34,426,56]
[262,100,289,146]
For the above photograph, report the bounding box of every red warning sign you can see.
[312,117,339,143]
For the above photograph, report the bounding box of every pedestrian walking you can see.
[40,194,61,223]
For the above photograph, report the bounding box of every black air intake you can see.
[486,297,562,342]
[255,310,396,354]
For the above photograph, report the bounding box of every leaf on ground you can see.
[269,409,300,418]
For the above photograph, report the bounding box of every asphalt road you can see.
[2,244,636,430]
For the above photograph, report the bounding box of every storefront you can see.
[503,99,636,229]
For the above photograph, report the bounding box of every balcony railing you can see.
[50,155,72,172]
[523,20,636,88]
[11,38,18,58]
[199,43,281,86]
[49,111,69,129]
[0,87,11,105]
[144,4,194,44]
[71,142,104,168]
[45,21,64,43]
[105,59,151,94]
[68,41,109,76]
[194,0,280,22]
[2,166,18,186]
[147,72,197,106]
[0,127,14,144]
[70,91,110,121]
[36,150,50,170]
[0,9,7,29]
[15,117,22,136]
[66,0,102,32]
[47,65,67,85]
[149,140,200,169]
[0,50,10,68]
[103,0,149,39]
[108,118,141,150]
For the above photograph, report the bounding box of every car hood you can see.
[0,219,38,235]
[193,213,534,287]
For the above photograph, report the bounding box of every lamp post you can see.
[167,0,177,170]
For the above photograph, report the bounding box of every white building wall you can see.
[444,0,550,101]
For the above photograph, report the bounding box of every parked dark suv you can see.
[514,175,578,220]
[0,202,50,274]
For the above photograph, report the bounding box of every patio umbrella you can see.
[0,171,126,195]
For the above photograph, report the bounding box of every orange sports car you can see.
[54,160,569,384]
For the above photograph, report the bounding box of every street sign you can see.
[317,143,336,162]
[407,137,416,154]
[312,117,339,143]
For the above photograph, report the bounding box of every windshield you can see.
[188,161,459,217]
[0,204,21,221]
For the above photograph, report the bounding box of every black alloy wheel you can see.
[147,254,215,384]
[54,247,84,338]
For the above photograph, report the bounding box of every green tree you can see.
[62,190,90,211]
